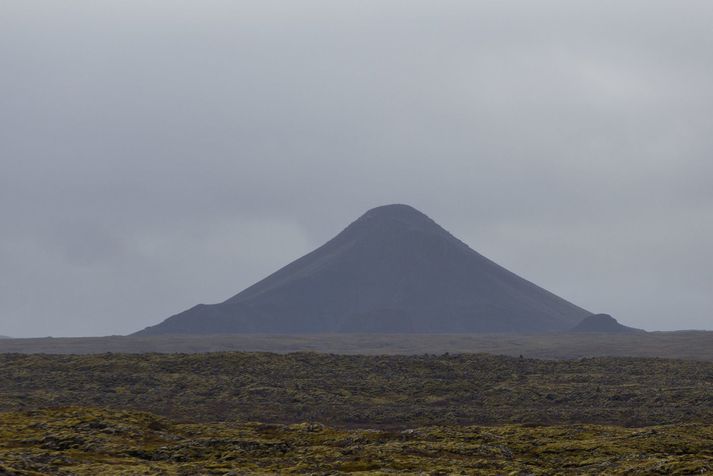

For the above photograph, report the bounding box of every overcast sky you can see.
[1,1,711,337]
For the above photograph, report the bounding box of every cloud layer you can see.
[1,0,711,336]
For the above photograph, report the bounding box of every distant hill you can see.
[571,314,642,333]
[0,336,11,340]
[135,204,592,335]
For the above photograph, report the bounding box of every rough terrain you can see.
[1,407,711,475]
[2,352,712,427]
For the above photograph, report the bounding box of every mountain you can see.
[135,204,592,335]
[571,314,643,333]
[0,336,11,339]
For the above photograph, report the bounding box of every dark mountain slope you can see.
[135,204,591,335]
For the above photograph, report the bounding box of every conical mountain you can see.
[135,204,591,335]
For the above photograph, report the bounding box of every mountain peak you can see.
[343,204,451,240]
[353,204,436,228]
[361,203,427,220]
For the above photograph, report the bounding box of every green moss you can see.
[3,407,709,475]
[1,352,712,473]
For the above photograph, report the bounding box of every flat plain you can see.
[1,331,713,360]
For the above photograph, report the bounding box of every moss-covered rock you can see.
[1,407,712,475]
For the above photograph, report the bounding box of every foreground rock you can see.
[1,407,711,475]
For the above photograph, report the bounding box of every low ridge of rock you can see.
[571,314,643,333]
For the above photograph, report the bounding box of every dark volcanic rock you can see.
[135,204,591,335]
[571,314,643,333]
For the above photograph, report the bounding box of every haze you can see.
[1,0,711,337]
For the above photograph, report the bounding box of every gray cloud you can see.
[1,0,711,336]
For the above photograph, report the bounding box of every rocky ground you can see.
[1,407,712,475]
[1,352,713,427]
[2,352,712,474]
